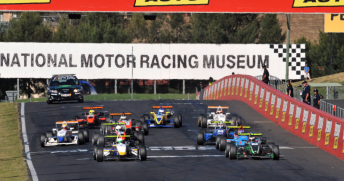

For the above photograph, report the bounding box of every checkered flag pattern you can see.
[270,44,306,79]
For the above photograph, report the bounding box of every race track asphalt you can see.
[21,100,344,181]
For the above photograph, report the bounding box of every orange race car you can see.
[73,106,110,128]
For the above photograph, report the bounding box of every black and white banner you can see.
[0,43,305,80]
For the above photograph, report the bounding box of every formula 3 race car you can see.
[217,125,251,151]
[198,106,242,129]
[100,113,149,135]
[40,121,89,147]
[93,122,145,146]
[74,106,110,128]
[94,131,147,162]
[141,106,182,128]
[225,133,280,160]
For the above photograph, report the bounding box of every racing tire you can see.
[198,115,202,127]
[197,132,204,145]
[105,114,111,123]
[96,146,103,162]
[40,134,46,147]
[93,146,98,160]
[229,145,237,160]
[139,145,147,161]
[136,121,142,129]
[225,143,232,158]
[105,126,112,135]
[78,98,84,103]
[78,131,85,145]
[137,132,145,145]
[98,135,105,147]
[83,130,89,142]
[174,116,181,128]
[272,145,280,160]
[46,131,53,138]
[143,114,150,121]
[237,117,243,126]
[216,136,224,150]
[140,116,145,125]
[201,116,207,128]
[219,137,227,151]
[267,142,275,149]
[47,99,52,104]
[178,114,183,127]
[92,133,100,146]
[142,122,149,135]
[134,131,138,138]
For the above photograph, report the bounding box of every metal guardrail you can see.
[320,99,344,119]
[254,75,303,102]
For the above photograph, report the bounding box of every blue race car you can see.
[217,125,251,151]
[140,106,182,128]
[197,125,248,150]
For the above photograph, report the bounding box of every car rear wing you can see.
[102,123,125,126]
[152,106,173,109]
[208,106,229,109]
[110,113,132,116]
[55,121,79,133]
[83,106,103,110]
[227,126,251,129]
[238,133,262,136]
[210,121,233,124]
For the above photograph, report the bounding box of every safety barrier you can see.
[198,75,344,161]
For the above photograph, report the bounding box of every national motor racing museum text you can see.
[0,53,269,69]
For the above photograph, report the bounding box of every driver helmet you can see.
[120,116,126,120]
[89,110,95,116]
[61,122,68,130]
[249,136,256,142]
[218,124,224,129]
[117,137,123,144]
[238,128,244,134]
[115,125,122,131]
[216,107,223,114]
[158,108,164,113]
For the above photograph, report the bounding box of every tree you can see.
[258,14,286,44]
[295,31,344,78]
[191,14,259,43]
[76,13,130,43]
[128,13,148,42]
[4,12,52,42]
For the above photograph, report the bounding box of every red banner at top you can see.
[0,0,344,13]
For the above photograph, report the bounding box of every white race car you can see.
[40,121,89,147]
[198,106,242,128]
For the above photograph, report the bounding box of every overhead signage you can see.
[0,0,343,13]
[324,14,344,33]
[0,43,305,80]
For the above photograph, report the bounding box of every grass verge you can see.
[15,93,197,103]
[0,103,29,181]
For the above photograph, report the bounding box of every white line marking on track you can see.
[21,103,39,181]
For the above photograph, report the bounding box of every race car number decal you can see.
[0,0,49,4]
[134,0,209,7]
